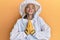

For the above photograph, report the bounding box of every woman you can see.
[10,0,51,40]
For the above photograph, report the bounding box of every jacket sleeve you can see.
[33,17,51,40]
[10,19,27,40]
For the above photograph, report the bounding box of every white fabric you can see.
[10,16,51,40]
[10,0,51,40]
[10,20,27,40]
[33,17,51,40]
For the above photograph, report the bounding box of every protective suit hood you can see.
[19,0,42,18]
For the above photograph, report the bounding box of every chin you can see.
[28,13,34,15]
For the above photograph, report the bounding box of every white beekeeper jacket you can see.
[10,0,51,40]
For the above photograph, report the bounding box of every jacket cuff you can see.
[33,32,48,40]
[17,32,27,40]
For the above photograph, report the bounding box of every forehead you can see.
[26,3,35,7]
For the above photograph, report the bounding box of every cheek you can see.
[31,9,35,13]
[32,9,35,12]
[26,8,29,12]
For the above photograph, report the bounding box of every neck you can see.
[27,14,34,20]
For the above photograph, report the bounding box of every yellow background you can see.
[0,0,60,40]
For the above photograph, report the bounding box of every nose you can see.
[29,9,32,12]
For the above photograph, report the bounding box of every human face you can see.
[25,4,36,15]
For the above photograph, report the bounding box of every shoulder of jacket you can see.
[16,18,22,23]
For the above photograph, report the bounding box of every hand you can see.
[24,29,35,35]
[30,30,35,35]
[24,28,30,35]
